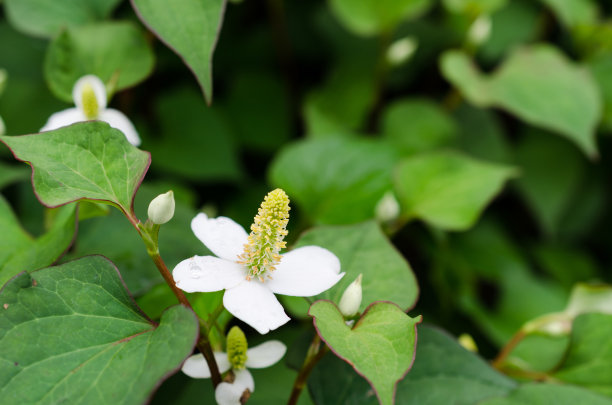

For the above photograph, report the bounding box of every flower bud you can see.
[375,191,400,223]
[386,37,418,66]
[458,333,478,353]
[338,274,363,317]
[468,15,492,46]
[148,190,175,224]
[226,326,248,370]
[0,115,5,136]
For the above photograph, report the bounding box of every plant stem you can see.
[492,328,528,370]
[287,334,329,405]
[130,216,222,386]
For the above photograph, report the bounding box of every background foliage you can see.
[1,0,612,404]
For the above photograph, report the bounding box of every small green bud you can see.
[386,37,418,66]
[458,333,478,353]
[467,15,491,46]
[375,191,400,223]
[148,190,175,224]
[226,326,248,370]
[338,274,363,317]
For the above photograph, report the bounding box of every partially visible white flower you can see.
[173,189,345,334]
[338,274,363,317]
[40,75,141,146]
[182,326,286,405]
[148,190,175,224]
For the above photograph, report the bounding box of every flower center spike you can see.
[81,83,99,119]
[226,326,248,370]
[238,188,290,282]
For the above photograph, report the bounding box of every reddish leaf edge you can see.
[0,254,200,405]
[308,299,423,405]
[0,122,152,220]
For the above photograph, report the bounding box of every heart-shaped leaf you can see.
[294,221,418,314]
[309,300,421,405]
[441,45,602,157]
[131,0,225,103]
[0,256,199,404]
[0,196,77,286]
[0,121,150,216]
[394,151,517,231]
[45,21,155,102]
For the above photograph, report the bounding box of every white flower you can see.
[173,189,345,334]
[40,75,141,146]
[182,327,287,405]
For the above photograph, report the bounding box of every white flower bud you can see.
[468,15,492,46]
[0,116,5,136]
[148,190,175,224]
[375,191,400,223]
[338,274,363,317]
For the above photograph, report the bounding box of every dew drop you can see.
[189,262,203,279]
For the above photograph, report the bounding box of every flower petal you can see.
[245,340,286,369]
[173,256,245,293]
[223,281,290,334]
[99,109,141,146]
[40,108,86,132]
[215,370,254,405]
[72,75,107,111]
[181,351,231,378]
[267,246,344,297]
[191,213,248,261]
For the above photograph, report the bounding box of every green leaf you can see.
[45,21,155,102]
[4,0,121,38]
[589,54,612,132]
[0,121,150,216]
[539,0,599,28]
[269,138,399,224]
[328,0,432,36]
[395,326,517,404]
[131,0,225,103]
[382,98,457,155]
[0,256,199,404]
[294,221,418,313]
[0,196,77,287]
[441,45,602,157]
[144,86,242,182]
[394,151,516,231]
[309,300,421,405]
[480,382,612,405]
[554,313,612,396]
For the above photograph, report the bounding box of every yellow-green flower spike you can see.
[238,188,290,282]
[226,326,248,370]
[81,83,99,119]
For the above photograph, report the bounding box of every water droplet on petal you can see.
[189,262,203,279]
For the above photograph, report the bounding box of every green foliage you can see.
[394,151,516,230]
[131,0,225,103]
[295,221,418,313]
[270,138,399,224]
[0,256,198,404]
[441,45,602,157]
[0,122,150,215]
[0,197,77,286]
[310,300,421,405]
[4,0,121,38]
[45,21,155,102]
